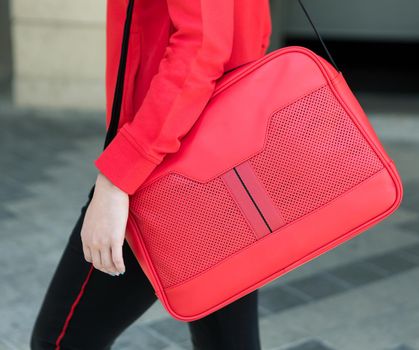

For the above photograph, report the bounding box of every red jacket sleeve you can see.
[94,0,235,195]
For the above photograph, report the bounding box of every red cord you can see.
[55,264,95,349]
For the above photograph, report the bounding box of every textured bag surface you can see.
[99,0,403,321]
[124,45,403,320]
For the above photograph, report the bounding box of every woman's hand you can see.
[81,172,128,276]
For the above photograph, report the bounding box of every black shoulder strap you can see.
[103,0,135,150]
[298,0,339,71]
[87,0,135,202]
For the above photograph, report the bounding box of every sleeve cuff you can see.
[94,129,160,195]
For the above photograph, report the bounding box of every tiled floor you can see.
[0,96,418,350]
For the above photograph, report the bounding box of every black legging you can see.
[30,195,261,350]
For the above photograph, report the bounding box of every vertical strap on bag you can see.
[103,0,136,149]
[87,0,135,202]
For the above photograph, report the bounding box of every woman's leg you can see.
[30,200,158,350]
[31,193,261,350]
[187,289,261,350]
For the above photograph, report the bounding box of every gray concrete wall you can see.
[10,0,106,110]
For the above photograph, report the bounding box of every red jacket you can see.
[94,0,272,195]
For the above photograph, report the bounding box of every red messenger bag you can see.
[91,0,403,321]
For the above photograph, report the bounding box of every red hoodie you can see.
[94,0,272,195]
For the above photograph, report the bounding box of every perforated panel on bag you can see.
[130,175,256,288]
[249,85,384,224]
[129,84,385,290]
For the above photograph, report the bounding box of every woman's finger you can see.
[111,242,126,275]
[91,247,103,272]
[82,244,92,264]
[101,246,118,276]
